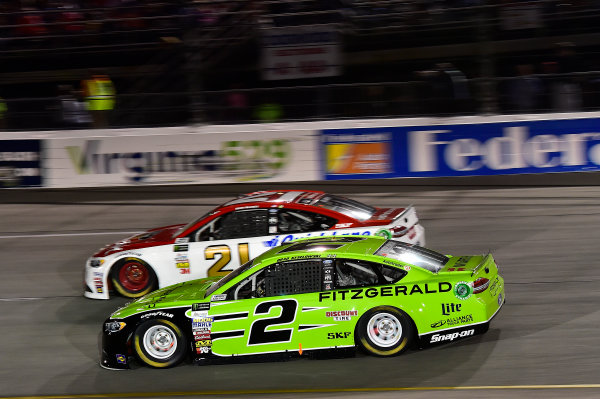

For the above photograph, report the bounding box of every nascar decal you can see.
[318,283,452,302]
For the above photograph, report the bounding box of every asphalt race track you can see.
[1,182,599,399]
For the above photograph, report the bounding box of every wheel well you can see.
[109,257,158,284]
[354,305,418,346]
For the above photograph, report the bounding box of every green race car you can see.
[101,236,504,369]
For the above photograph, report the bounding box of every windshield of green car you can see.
[315,195,375,221]
[375,240,449,273]
[205,259,256,297]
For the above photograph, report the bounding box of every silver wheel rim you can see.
[366,312,402,347]
[143,325,178,359]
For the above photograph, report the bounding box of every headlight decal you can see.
[105,321,126,333]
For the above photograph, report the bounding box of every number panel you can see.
[247,299,298,345]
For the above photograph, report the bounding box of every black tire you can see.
[355,306,413,357]
[111,257,157,298]
[133,319,187,368]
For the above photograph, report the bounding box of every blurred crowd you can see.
[0,0,600,129]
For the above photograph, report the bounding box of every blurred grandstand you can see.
[1,0,600,129]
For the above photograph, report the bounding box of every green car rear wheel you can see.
[356,306,413,357]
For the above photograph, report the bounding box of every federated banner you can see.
[322,117,600,179]
[44,128,319,187]
[0,140,42,187]
[322,129,394,178]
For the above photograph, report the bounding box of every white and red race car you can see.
[84,190,425,299]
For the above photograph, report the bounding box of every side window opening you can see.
[334,259,406,288]
[194,223,213,242]
[335,259,379,288]
[277,209,337,234]
[228,269,267,300]
[374,264,407,284]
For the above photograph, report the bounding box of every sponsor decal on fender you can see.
[430,329,474,343]
[453,281,473,300]
[326,310,358,321]
[441,303,462,315]
[194,331,211,340]
[141,311,174,319]
[318,283,452,302]
[192,317,213,329]
[192,303,210,311]
[327,332,352,339]
[211,294,227,302]
[430,314,474,329]
[116,354,127,364]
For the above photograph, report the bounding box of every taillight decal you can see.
[473,277,490,294]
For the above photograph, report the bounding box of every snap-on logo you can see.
[430,329,474,343]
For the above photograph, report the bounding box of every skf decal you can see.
[430,329,474,343]
[318,283,452,302]
[327,332,351,339]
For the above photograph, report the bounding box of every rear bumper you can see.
[418,278,505,347]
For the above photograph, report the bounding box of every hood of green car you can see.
[110,277,220,319]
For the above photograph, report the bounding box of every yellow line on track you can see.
[3,384,600,399]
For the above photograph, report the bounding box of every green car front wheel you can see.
[133,319,186,368]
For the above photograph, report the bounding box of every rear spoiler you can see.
[392,205,414,220]
[471,252,492,277]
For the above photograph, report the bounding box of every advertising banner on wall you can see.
[322,117,600,179]
[0,140,42,187]
[261,25,341,80]
[45,128,319,187]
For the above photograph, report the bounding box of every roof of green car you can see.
[253,235,388,265]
